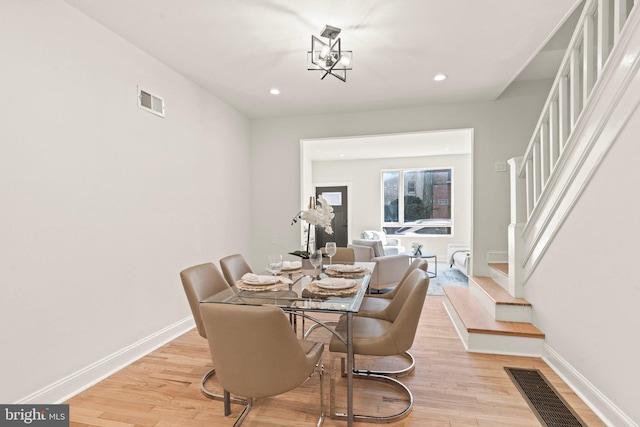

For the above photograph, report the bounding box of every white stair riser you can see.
[495,304,532,323]
[467,333,544,357]
[490,268,509,289]
[469,279,532,323]
[442,297,470,345]
[443,298,542,358]
[469,280,496,317]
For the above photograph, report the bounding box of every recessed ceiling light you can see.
[434,74,447,81]
[270,88,280,95]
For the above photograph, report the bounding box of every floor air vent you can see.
[505,368,585,427]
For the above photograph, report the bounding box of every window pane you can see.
[403,169,451,223]
[383,171,399,222]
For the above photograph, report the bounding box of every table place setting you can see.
[324,264,370,278]
[236,273,293,292]
[303,277,361,298]
[281,260,302,272]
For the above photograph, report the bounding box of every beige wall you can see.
[0,0,251,403]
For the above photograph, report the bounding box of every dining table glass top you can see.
[200,261,375,313]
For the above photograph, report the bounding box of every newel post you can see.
[507,157,526,298]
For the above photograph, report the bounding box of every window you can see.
[382,168,452,235]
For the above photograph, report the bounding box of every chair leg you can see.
[317,363,325,427]
[352,351,416,378]
[232,398,253,427]
[330,352,413,423]
[200,367,247,411]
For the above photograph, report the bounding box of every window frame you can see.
[381,167,453,236]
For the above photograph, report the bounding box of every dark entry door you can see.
[315,186,348,248]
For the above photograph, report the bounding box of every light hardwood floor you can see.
[66,296,605,426]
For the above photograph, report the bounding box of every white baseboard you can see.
[542,344,637,427]
[16,316,195,404]
[486,251,507,263]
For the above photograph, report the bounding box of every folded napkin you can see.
[282,260,302,269]
[326,264,363,272]
[241,273,293,285]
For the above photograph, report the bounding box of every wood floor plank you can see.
[66,296,605,426]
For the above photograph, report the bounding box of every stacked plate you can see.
[313,278,356,290]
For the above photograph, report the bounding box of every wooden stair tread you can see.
[488,262,508,276]
[470,276,531,306]
[443,287,544,339]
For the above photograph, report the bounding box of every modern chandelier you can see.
[307,25,353,82]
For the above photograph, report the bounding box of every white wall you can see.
[524,105,640,424]
[249,79,551,273]
[0,1,251,403]
[312,154,472,260]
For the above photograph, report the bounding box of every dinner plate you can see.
[326,265,365,273]
[281,262,302,271]
[314,279,356,290]
[243,277,279,285]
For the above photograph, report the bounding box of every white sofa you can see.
[361,230,406,256]
[447,244,470,276]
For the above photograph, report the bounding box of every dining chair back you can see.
[356,257,427,320]
[180,263,230,338]
[219,254,253,287]
[321,247,355,263]
[180,263,243,406]
[200,303,325,426]
[377,257,427,300]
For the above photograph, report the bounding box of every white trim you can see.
[543,344,638,427]
[15,316,195,404]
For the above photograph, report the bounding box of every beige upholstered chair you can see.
[219,254,253,287]
[348,240,410,290]
[352,258,428,378]
[320,247,355,263]
[329,269,429,423]
[200,303,325,426]
[180,263,243,405]
[358,258,428,318]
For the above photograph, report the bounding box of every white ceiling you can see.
[63,0,583,119]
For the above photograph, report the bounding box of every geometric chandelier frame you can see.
[307,25,353,82]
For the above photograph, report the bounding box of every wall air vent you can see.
[137,86,165,117]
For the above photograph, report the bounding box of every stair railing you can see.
[508,0,637,295]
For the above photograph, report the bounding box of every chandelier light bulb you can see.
[340,56,351,67]
[434,74,447,81]
[320,45,331,59]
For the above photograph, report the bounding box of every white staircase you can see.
[444,0,638,358]
[443,264,544,357]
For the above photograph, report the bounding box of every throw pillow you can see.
[370,230,388,245]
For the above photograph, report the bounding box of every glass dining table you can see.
[200,261,375,427]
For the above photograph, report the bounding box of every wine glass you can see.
[325,242,337,266]
[309,250,323,279]
[266,254,283,276]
